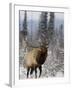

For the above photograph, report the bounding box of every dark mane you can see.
[36,47,48,64]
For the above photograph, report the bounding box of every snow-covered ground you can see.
[19,47,64,79]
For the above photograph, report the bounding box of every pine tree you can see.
[19,11,28,48]
[48,12,54,44]
[23,10,27,36]
[38,12,48,45]
[59,24,64,48]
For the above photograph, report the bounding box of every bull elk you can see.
[23,42,48,78]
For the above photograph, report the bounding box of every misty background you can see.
[19,10,64,79]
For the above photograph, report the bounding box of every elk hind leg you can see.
[27,67,30,78]
[30,68,34,75]
[35,67,37,78]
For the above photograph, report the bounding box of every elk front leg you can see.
[39,66,42,77]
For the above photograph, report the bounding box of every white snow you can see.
[55,71,64,77]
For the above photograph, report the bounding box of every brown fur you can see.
[23,46,48,78]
